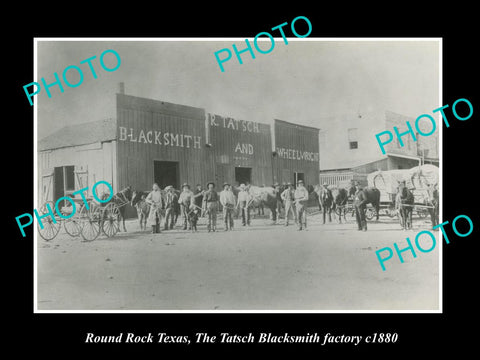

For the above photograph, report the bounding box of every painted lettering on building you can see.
[208,113,260,133]
[118,127,202,149]
[234,143,254,154]
[276,147,319,162]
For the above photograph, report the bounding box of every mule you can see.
[248,186,279,223]
[315,185,334,224]
[332,187,348,223]
[131,190,150,231]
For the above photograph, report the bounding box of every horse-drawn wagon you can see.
[37,186,132,242]
[367,164,439,226]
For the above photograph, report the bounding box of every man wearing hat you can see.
[203,182,219,232]
[281,182,297,226]
[236,183,252,226]
[220,182,236,231]
[294,180,309,230]
[163,186,178,230]
[145,183,164,234]
[354,183,368,231]
[178,183,194,230]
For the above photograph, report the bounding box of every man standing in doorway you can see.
[237,183,252,226]
[294,180,309,231]
[354,184,368,231]
[179,183,194,230]
[220,182,236,231]
[281,182,297,226]
[203,182,218,232]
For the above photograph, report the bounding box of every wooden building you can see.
[273,119,320,187]
[206,113,273,187]
[38,92,320,215]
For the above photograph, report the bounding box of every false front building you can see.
[37,92,320,213]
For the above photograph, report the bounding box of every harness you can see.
[112,188,131,207]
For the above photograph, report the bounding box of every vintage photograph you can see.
[35,39,440,311]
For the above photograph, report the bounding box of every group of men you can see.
[144,180,311,234]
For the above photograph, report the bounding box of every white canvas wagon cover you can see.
[367,164,439,203]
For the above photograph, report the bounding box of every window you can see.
[65,166,75,191]
[348,128,358,150]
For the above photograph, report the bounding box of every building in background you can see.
[318,110,439,187]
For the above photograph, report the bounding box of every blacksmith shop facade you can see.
[38,92,320,208]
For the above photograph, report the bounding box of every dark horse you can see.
[332,187,348,223]
[131,190,150,231]
[426,184,439,228]
[316,185,334,224]
[101,186,133,232]
[396,184,414,230]
[349,185,381,221]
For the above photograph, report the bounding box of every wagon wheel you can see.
[37,201,61,241]
[417,208,428,218]
[64,217,83,237]
[349,205,356,218]
[387,208,398,218]
[334,206,342,216]
[102,202,120,237]
[365,207,376,221]
[58,204,83,237]
[79,201,101,241]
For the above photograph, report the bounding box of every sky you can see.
[36,39,440,140]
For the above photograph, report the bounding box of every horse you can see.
[131,190,150,231]
[247,186,279,223]
[396,185,414,230]
[100,186,133,232]
[348,185,381,221]
[315,185,334,224]
[332,187,348,223]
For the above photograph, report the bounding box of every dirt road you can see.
[37,215,439,311]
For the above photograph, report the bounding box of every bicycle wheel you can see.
[37,201,61,241]
[80,202,101,241]
[102,203,120,237]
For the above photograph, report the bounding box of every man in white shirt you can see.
[236,183,252,226]
[294,180,309,231]
[145,183,164,234]
[281,182,297,226]
[220,182,236,231]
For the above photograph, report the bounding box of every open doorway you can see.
[154,161,179,190]
[235,167,252,186]
[53,166,75,204]
[294,172,305,186]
